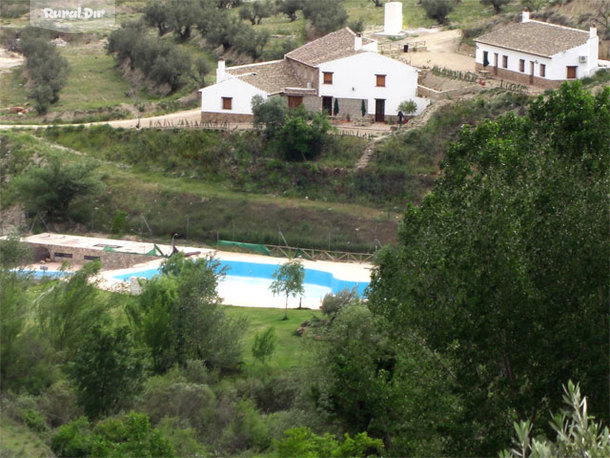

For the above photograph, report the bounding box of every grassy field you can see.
[1,129,399,251]
[225,306,321,370]
[0,417,53,457]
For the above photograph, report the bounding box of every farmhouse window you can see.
[540,64,546,77]
[566,66,577,79]
[323,72,333,84]
[222,97,232,110]
[519,59,525,72]
[502,55,508,68]
[376,74,386,87]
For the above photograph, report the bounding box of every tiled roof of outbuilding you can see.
[285,27,371,66]
[226,60,302,94]
[475,21,589,57]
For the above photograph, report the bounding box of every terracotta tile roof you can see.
[226,60,303,94]
[286,27,367,66]
[475,21,589,57]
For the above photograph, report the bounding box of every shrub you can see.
[18,30,70,114]
[420,0,456,25]
[276,108,332,161]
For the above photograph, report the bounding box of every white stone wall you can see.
[318,52,418,116]
[476,38,599,82]
[200,78,268,115]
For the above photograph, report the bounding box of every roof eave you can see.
[474,40,554,58]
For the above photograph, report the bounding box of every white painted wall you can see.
[475,27,599,81]
[200,77,268,115]
[318,52,418,116]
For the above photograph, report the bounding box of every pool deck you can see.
[18,233,373,309]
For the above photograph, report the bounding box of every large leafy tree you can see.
[127,254,246,373]
[310,299,458,455]
[368,82,609,455]
[68,326,144,418]
[14,156,104,223]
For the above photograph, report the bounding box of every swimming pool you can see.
[113,259,369,298]
[12,269,72,279]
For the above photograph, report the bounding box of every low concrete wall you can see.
[28,242,160,270]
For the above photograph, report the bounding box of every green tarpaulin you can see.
[217,240,271,256]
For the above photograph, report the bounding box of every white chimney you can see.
[216,59,226,82]
[355,33,362,50]
[522,8,530,23]
[590,25,597,38]
[384,2,402,35]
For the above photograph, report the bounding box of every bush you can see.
[13,156,104,223]
[276,108,332,161]
[303,0,347,35]
[107,21,191,93]
[51,413,175,457]
[420,0,456,25]
[140,377,217,433]
[221,399,271,452]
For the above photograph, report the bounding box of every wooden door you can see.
[529,61,534,84]
[567,66,577,79]
[322,96,332,116]
[288,96,303,109]
[375,99,385,122]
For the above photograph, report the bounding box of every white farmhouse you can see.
[475,10,600,88]
[199,28,426,123]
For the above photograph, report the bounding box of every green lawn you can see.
[225,306,321,370]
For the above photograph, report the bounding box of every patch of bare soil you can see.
[0,48,24,76]
[419,71,475,91]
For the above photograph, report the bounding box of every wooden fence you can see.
[379,40,427,54]
[147,118,240,131]
[265,244,375,263]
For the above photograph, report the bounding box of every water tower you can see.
[384,1,403,36]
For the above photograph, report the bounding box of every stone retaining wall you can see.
[28,242,160,270]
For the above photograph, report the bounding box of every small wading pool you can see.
[114,259,369,304]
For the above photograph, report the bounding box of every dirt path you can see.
[381,29,475,72]
[0,48,23,76]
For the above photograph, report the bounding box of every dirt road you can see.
[384,29,475,72]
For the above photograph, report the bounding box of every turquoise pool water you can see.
[114,259,369,297]
[13,269,72,279]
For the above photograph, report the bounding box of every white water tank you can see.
[384,2,403,35]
